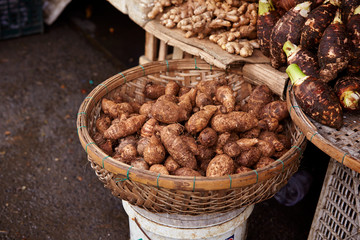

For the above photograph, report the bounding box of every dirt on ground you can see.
[0,1,330,239]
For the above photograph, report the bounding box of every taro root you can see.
[334,75,360,111]
[257,0,280,57]
[283,40,320,78]
[346,6,360,74]
[270,1,312,69]
[286,64,343,129]
[318,9,350,82]
[300,0,339,50]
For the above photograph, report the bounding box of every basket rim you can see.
[77,58,306,191]
[286,82,360,173]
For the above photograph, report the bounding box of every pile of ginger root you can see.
[147,0,259,57]
[92,78,292,178]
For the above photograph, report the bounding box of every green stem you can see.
[283,41,298,58]
[286,64,308,86]
[258,0,275,16]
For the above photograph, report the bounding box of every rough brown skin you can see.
[257,139,276,157]
[346,13,360,74]
[186,105,218,134]
[151,94,192,123]
[215,85,236,113]
[195,91,213,108]
[334,76,360,111]
[131,158,150,170]
[164,156,180,173]
[254,156,275,169]
[160,124,197,169]
[235,165,253,174]
[211,111,258,133]
[260,100,289,121]
[120,144,138,161]
[144,82,165,99]
[95,114,111,134]
[270,1,311,69]
[295,77,343,128]
[141,118,159,138]
[223,141,242,157]
[257,0,280,57]
[300,2,338,50]
[181,135,199,155]
[287,64,343,129]
[342,0,360,23]
[143,135,166,165]
[139,101,154,117]
[258,117,279,132]
[206,154,235,177]
[259,131,285,152]
[235,138,259,151]
[136,137,150,156]
[277,133,292,149]
[318,10,350,82]
[99,139,113,156]
[149,164,170,175]
[284,41,321,78]
[196,79,226,97]
[101,98,134,119]
[236,147,262,167]
[104,114,147,139]
[196,145,216,163]
[198,127,218,147]
[247,85,273,118]
[240,127,261,138]
[174,167,203,176]
[165,80,180,96]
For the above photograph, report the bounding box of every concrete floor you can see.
[0,0,331,239]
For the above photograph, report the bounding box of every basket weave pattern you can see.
[77,59,306,215]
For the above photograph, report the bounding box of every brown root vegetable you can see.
[318,9,350,82]
[101,98,134,119]
[223,141,242,157]
[139,101,154,117]
[283,40,320,78]
[211,111,258,133]
[165,80,180,96]
[160,124,197,169]
[260,100,289,121]
[342,0,360,23]
[215,85,236,113]
[277,133,292,149]
[174,167,203,176]
[95,115,111,134]
[258,117,279,132]
[186,105,218,134]
[259,131,285,152]
[257,139,276,157]
[257,0,280,57]
[197,145,216,162]
[99,139,113,156]
[144,82,165,99]
[254,156,275,169]
[151,95,191,123]
[286,64,343,129]
[120,144,138,160]
[131,158,149,170]
[240,127,261,138]
[235,138,259,151]
[346,7,360,74]
[215,132,232,154]
[181,135,199,155]
[195,91,213,108]
[141,118,159,138]
[300,0,339,50]
[104,114,146,139]
[206,154,235,177]
[270,1,311,69]
[198,127,218,147]
[143,135,166,165]
[137,137,150,156]
[246,85,273,118]
[149,164,170,175]
[334,75,360,111]
[196,79,225,97]
[164,156,180,173]
[235,165,253,174]
[236,147,262,167]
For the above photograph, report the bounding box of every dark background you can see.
[0,0,330,239]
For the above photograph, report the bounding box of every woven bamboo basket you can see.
[77,59,306,215]
[286,83,360,174]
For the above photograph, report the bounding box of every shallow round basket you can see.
[286,82,360,173]
[77,59,306,215]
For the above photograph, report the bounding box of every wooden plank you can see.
[172,47,184,60]
[145,32,158,62]
[242,63,289,98]
[158,40,168,61]
[144,20,270,69]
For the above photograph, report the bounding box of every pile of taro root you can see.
[147,0,260,57]
[257,0,359,129]
[92,78,293,177]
